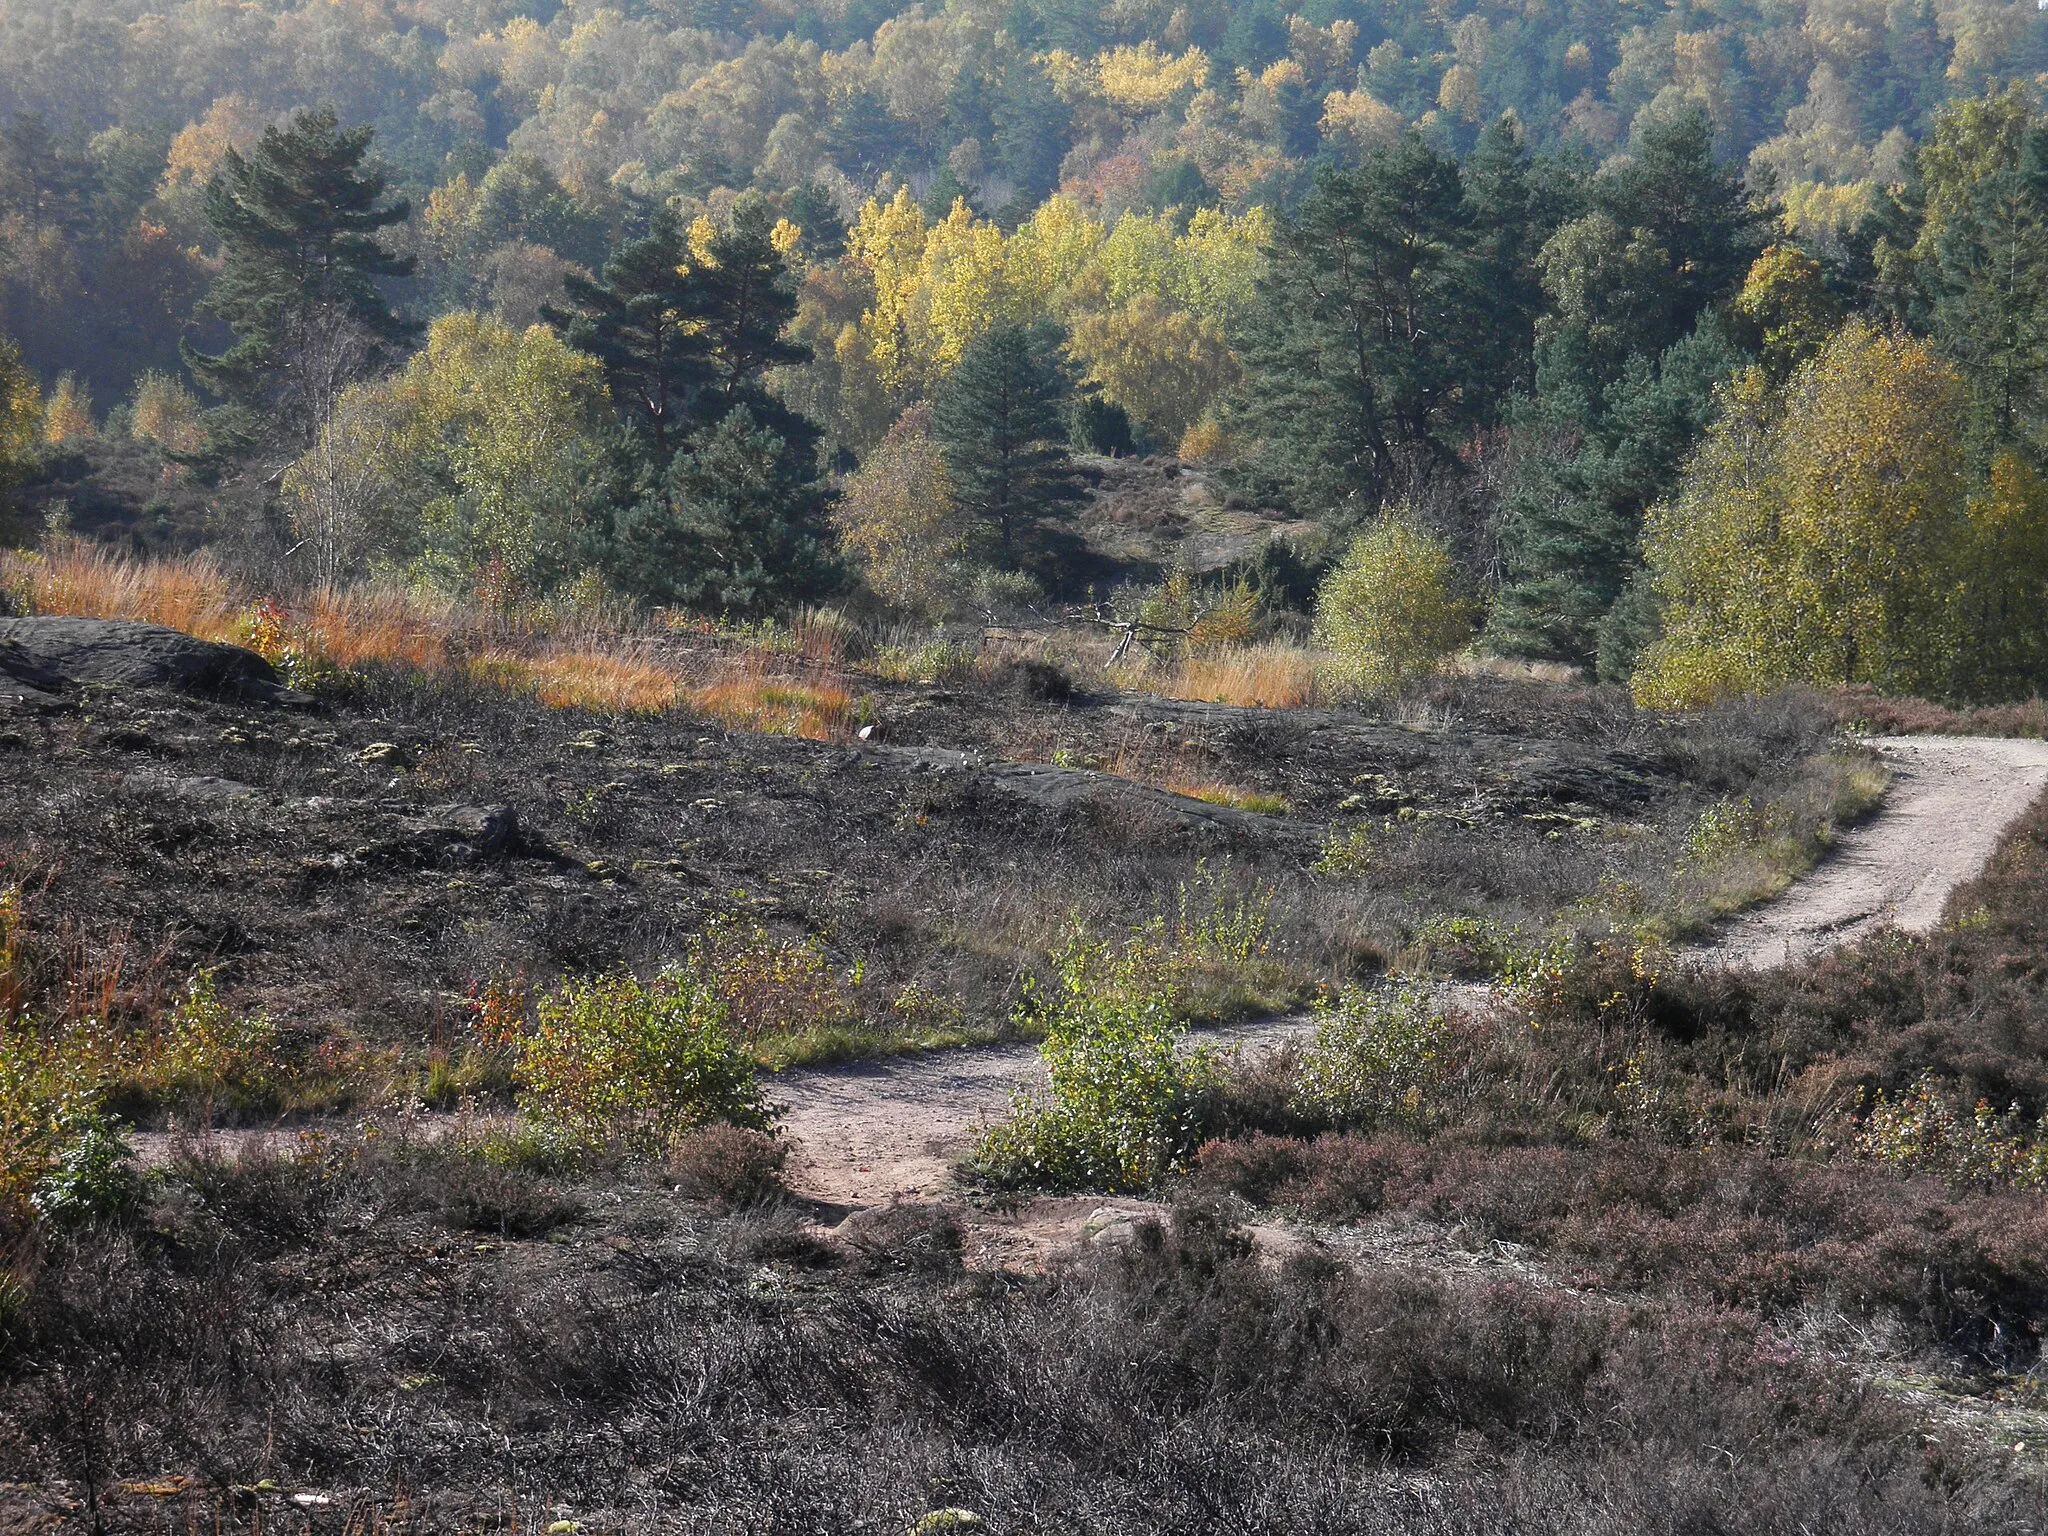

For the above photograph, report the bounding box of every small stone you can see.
[358,741,409,767]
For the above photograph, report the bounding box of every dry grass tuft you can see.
[484,648,681,714]
[685,655,858,741]
[302,585,455,671]
[2,544,694,717]
[2,541,244,641]
[1138,644,1324,709]
[1162,778,1293,815]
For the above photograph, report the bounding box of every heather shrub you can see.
[669,1124,789,1208]
[972,934,1219,1192]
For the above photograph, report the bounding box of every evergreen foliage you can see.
[931,318,1085,582]
[1231,139,1479,526]
[183,108,414,441]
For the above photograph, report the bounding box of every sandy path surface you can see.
[780,736,2048,1206]
[776,1015,1309,1207]
[1697,735,2048,970]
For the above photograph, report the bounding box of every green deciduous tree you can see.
[282,310,610,593]
[833,402,966,617]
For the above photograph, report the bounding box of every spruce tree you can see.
[183,108,414,441]
[932,318,1085,577]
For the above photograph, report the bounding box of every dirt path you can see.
[1698,735,2048,970]
[776,1014,1309,1208]
[779,735,2048,1206]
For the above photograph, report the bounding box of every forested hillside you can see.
[4,0,2048,703]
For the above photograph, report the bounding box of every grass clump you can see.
[972,934,1220,1192]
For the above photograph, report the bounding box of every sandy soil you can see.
[778,735,2048,1214]
[777,1014,1311,1209]
[1696,735,2048,970]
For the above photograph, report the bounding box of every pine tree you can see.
[1929,115,2048,464]
[1458,116,1549,416]
[1593,108,1767,355]
[1490,318,1746,670]
[688,196,814,445]
[609,407,840,614]
[548,208,703,458]
[932,318,1085,577]
[1230,138,1476,526]
[183,108,413,441]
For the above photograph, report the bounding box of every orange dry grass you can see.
[301,585,454,671]
[1,541,245,642]
[686,656,856,741]
[1156,644,1322,709]
[515,649,680,714]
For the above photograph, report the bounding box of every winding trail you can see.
[1701,735,2048,969]
[777,735,2048,1206]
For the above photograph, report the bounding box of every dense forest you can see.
[3,0,2048,702]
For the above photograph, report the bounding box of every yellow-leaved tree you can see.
[1315,516,1473,696]
[1068,294,1239,444]
[832,402,966,618]
[284,311,610,595]
[1635,322,2048,705]
[830,194,1269,454]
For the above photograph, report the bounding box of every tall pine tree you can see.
[1230,137,1477,526]
[932,318,1085,581]
[183,108,414,445]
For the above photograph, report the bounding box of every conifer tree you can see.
[183,108,413,443]
[548,208,702,458]
[1230,138,1475,525]
[932,318,1085,576]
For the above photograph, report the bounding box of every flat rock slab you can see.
[0,617,312,707]
[1701,735,2048,969]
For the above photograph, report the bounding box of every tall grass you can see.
[0,542,868,732]
[2,541,243,641]
[1150,643,1324,708]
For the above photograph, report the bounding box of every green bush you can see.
[972,936,1218,1192]
[1313,517,1473,697]
[1292,983,1459,1132]
[506,970,773,1156]
[27,1105,137,1228]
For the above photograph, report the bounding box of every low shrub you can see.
[439,1156,584,1237]
[669,1124,788,1208]
[1849,1073,2048,1189]
[1291,983,1467,1133]
[837,1200,965,1274]
[971,935,1219,1192]
[483,970,772,1156]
